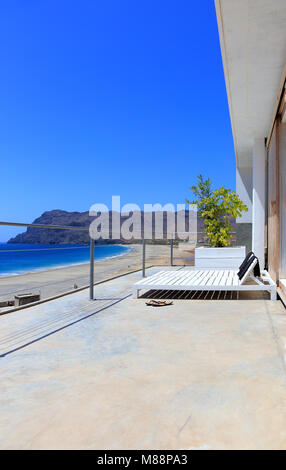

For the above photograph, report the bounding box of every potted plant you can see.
[187,175,248,268]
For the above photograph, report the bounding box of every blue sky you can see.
[0,0,235,241]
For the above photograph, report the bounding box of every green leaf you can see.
[186,175,248,247]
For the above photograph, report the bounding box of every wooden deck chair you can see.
[133,253,277,301]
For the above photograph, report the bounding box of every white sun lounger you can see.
[133,258,277,301]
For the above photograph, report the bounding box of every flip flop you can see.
[145,300,173,307]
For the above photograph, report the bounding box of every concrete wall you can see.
[252,138,266,268]
[234,223,252,254]
[236,166,253,223]
[235,165,253,253]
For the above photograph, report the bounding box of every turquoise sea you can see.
[0,243,131,276]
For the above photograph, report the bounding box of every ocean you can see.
[0,243,131,276]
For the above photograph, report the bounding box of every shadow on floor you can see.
[140,289,270,301]
[0,295,130,357]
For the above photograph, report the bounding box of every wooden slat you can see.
[151,271,181,282]
[196,270,213,286]
[231,272,240,286]
[135,271,165,285]
[197,270,213,286]
[177,270,204,286]
[205,270,219,286]
[211,270,226,287]
[268,120,279,283]
[225,271,234,286]
[160,271,192,286]
[175,271,197,285]
[219,270,229,286]
[186,271,205,286]
[152,273,177,285]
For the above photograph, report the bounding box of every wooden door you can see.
[279,119,286,278]
[267,120,279,282]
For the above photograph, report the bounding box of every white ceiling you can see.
[215,0,286,167]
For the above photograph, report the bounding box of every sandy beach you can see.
[0,243,194,310]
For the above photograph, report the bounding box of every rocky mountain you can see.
[8,210,92,245]
[8,209,202,245]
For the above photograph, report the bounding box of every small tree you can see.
[187,175,248,247]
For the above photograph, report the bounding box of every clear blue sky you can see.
[0,0,235,241]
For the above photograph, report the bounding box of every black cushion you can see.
[237,252,261,280]
[239,251,254,271]
[253,258,261,277]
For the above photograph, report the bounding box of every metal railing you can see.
[0,221,237,309]
[0,221,92,305]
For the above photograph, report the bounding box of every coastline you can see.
[0,243,193,309]
[0,245,134,278]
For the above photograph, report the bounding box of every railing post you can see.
[90,238,95,300]
[142,232,146,278]
[170,238,173,266]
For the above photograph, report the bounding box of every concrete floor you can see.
[1,267,286,449]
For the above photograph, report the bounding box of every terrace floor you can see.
[1,267,286,449]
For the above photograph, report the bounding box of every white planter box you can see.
[195,246,246,268]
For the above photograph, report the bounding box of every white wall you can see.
[252,138,266,267]
[236,165,253,223]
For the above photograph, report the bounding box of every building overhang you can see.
[214,0,286,169]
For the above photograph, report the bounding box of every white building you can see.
[215,0,286,302]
